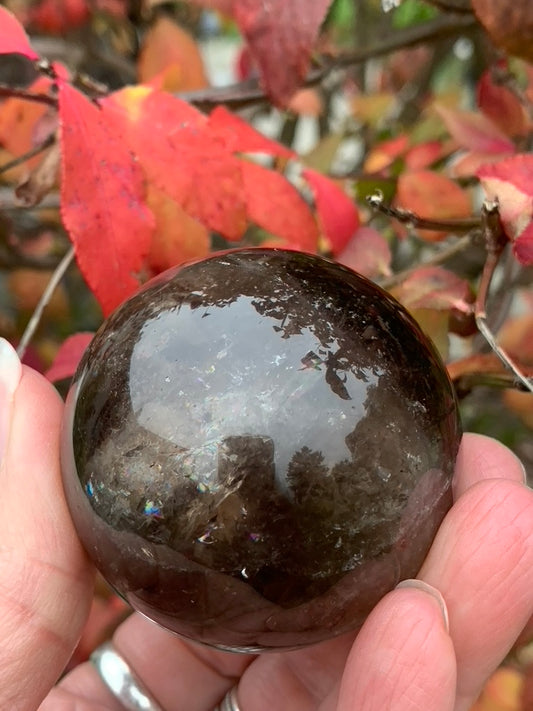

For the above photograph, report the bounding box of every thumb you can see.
[0,339,94,711]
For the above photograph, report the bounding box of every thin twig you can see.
[0,85,57,107]
[379,234,473,289]
[16,246,75,359]
[475,201,533,393]
[0,134,55,176]
[421,0,473,13]
[453,371,533,398]
[367,192,481,232]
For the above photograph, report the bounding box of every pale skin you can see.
[1,360,533,711]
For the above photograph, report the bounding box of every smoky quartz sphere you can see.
[62,249,461,652]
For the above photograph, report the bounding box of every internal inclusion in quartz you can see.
[61,248,461,652]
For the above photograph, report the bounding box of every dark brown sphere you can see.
[61,249,461,652]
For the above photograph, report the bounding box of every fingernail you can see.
[517,459,528,486]
[396,579,449,633]
[0,338,22,464]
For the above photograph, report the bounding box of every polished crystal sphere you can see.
[61,249,461,652]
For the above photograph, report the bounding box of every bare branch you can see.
[421,0,473,13]
[475,201,533,393]
[0,134,55,177]
[16,246,75,359]
[378,234,473,290]
[366,192,480,232]
[0,84,57,107]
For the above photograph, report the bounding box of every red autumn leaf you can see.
[513,221,533,264]
[0,7,39,59]
[103,88,247,241]
[395,170,472,242]
[477,153,533,265]
[59,83,155,315]
[393,266,472,313]
[302,168,359,255]
[476,69,528,138]
[165,128,247,241]
[207,106,294,159]
[242,161,319,251]
[30,0,90,35]
[46,332,94,383]
[404,140,448,171]
[336,226,391,279]
[435,105,515,155]
[191,0,333,106]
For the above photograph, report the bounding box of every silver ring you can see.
[214,685,241,711]
[90,641,164,711]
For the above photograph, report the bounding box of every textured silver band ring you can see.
[214,685,241,711]
[90,641,164,711]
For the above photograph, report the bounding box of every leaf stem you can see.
[16,246,75,360]
[0,134,55,176]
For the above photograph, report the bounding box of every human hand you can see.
[1,338,532,711]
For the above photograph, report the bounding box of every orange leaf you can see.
[288,88,323,117]
[302,168,359,255]
[137,16,209,92]
[242,161,318,251]
[146,186,210,274]
[59,83,155,315]
[395,170,472,242]
[363,134,408,173]
[0,76,53,160]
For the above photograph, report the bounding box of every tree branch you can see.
[16,246,75,359]
[421,0,473,13]
[178,13,478,110]
[0,135,55,176]
[0,84,57,107]
[366,192,481,232]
